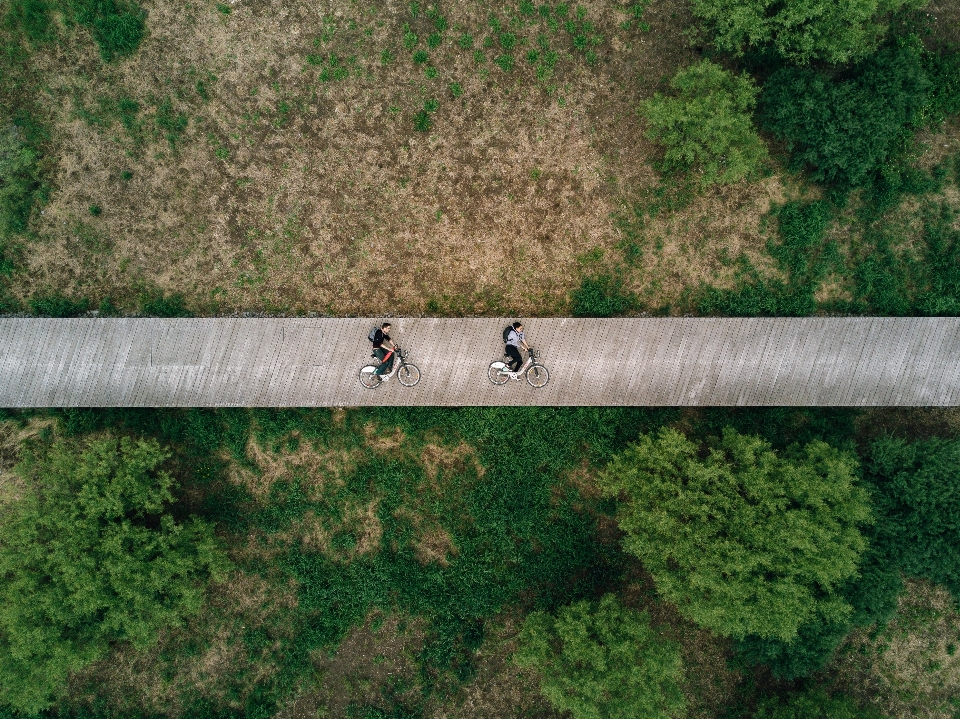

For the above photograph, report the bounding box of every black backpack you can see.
[503,325,515,344]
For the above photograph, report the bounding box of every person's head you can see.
[382,322,391,332]
[512,321,522,331]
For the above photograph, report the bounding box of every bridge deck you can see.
[0,318,957,406]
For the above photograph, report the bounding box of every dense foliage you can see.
[514,594,686,719]
[760,43,930,189]
[642,60,767,186]
[866,435,960,595]
[0,435,229,712]
[752,687,887,719]
[598,427,870,641]
[690,0,926,64]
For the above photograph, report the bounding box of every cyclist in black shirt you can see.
[372,323,397,379]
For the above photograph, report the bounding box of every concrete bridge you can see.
[0,318,958,406]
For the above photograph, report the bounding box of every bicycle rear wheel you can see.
[488,361,510,385]
[398,364,421,387]
[359,365,381,388]
[526,364,549,388]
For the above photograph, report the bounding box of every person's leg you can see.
[373,348,388,375]
[505,345,522,372]
[383,351,395,374]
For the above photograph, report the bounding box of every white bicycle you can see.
[488,348,549,388]
[359,347,421,388]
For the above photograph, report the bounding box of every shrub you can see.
[867,436,960,596]
[642,60,767,186]
[140,292,192,317]
[0,121,43,239]
[29,293,90,316]
[514,594,686,719]
[753,688,886,719]
[0,434,229,712]
[691,0,927,65]
[761,44,930,189]
[919,47,960,126]
[851,200,960,315]
[599,427,870,641]
[571,274,637,317]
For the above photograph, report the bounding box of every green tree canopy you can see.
[690,0,927,65]
[867,435,960,596]
[0,434,229,713]
[760,44,930,189]
[599,427,870,641]
[513,594,686,719]
[641,60,767,186]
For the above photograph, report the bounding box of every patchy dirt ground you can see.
[3,0,804,316]
[831,579,960,719]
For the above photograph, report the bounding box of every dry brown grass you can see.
[831,579,960,719]
[68,570,300,718]
[3,0,808,316]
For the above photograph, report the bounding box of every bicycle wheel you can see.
[359,365,381,388]
[488,361,510,385]
[397,363,421,387]
[526,364,549,388]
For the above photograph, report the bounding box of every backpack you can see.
[368,326,380,343]
[503,325,515,344]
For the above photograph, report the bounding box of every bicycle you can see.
[359,347,421,388]
[488,348,549,388]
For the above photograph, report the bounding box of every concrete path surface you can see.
[0,318,958,407]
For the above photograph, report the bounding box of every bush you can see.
[691,0,927,65]
[599,427,870,641]
[753,688,886,719]
[761,44,930,189]
[851,200,960,315]
[0,122,42,239]
[514,594,686,719]
[29,293,90,316]
[919,46,960,127]
[0,434,229,712]
[571,274,637,317]
[642,60,767,186]
[140,292,193,317]
[867,436,960,596]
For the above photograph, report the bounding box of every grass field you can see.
[3,0,956,317]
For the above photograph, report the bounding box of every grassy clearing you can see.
[0,0,772,316]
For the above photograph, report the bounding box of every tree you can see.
[867,435,960,596]
[0,434,229,712]
[642,60,768,186]
[690,0,927,65]
[753,687,888,719]
[599,427,870,641]
[760,44,930,189]
[513,594,686,719]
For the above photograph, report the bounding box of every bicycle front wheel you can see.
[359,365,381,389]
[397,364,421,387]
[526,364,549,388]
[488,361,510,385]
